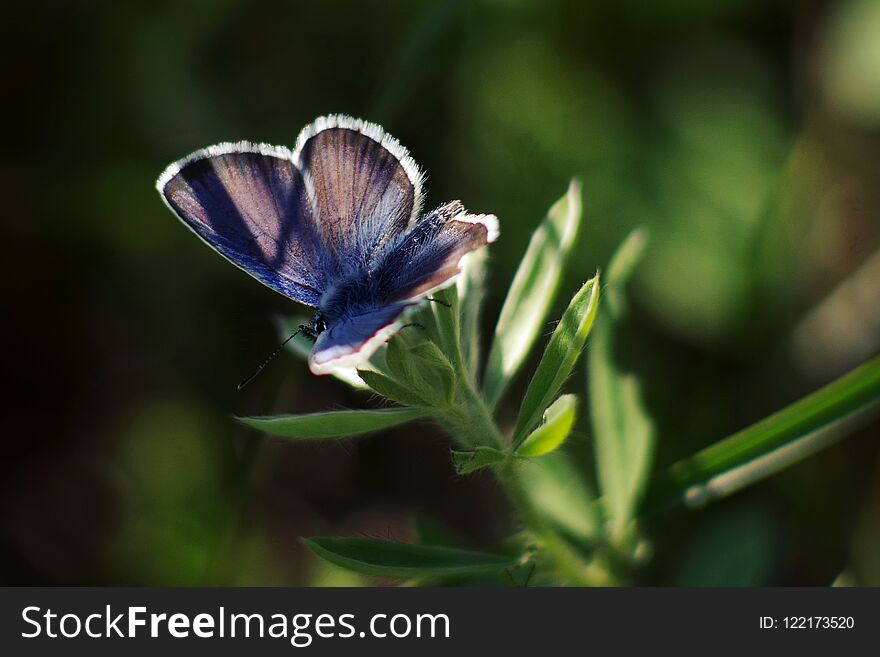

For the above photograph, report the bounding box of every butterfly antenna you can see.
[236,327,303,391]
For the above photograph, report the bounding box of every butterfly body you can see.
[157,115,498,375]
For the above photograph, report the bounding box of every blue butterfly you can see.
[156,115,499,376]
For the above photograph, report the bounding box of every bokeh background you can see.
[3,0,879,586]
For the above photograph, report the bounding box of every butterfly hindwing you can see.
[377,201,499,303]
[157,143,325,307]
[308,201,498,373]
[310,302,419,374]
[294,116,424,274]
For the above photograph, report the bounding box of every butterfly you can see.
[156,115,499,376]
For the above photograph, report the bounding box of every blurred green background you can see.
[2,0,879,586]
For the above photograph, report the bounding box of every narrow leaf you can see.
[451,446,507,475]
[680,405,880,509]
[357,369,429,407]
[515,394,578,457]
[589,316,655,537]
[408,341,457,404]
[483,180,582,407]
[303,537,517,578]
[457,250,488,379]
[605,228,648,319]
[429,286,464,372]
[383,335,412,382]
[238,407,425,439]
[669,355,880,488]
[588,230,653,537]
[513,275,600,441]
[519,453,601,542]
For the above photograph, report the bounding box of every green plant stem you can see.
[496,461,613,586]
[444,378,609,585]
[444,377,506,450]
[430,287,612,585]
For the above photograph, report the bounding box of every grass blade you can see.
[681,403,880,508]
[669,355,880,487]
[512,276,600,442]
[483,180,582,407]
[515,394,578,458]
[303,537,517,578]
[238,407,425,439]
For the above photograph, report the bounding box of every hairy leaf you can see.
[513,276,600,441]
[303,538,517,578]
[358,369,429,407]
[451,446,507,474]
[238,407,425,439]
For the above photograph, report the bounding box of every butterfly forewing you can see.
[378,202,499,303]
[295,117,423,273]
[158,144,325,306]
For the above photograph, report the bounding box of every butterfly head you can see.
[299,312,328,343]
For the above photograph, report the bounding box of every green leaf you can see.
[483,180,582,407]
[518,453,601,542]
[429,286,463,370]
[238,407,425,439]
[303,537,517,578]
[605,228,648,319]
[379,339,456,406]
[457,250,488,379]
[451,446,507,474]
[357,369,429,407]
[382,335,413,382]
[513,275,600,441]
[669,355,880,490]
[588,230,654,538]
[589,317,655,538]
[515,394,578,458]
[409,341,457,403]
